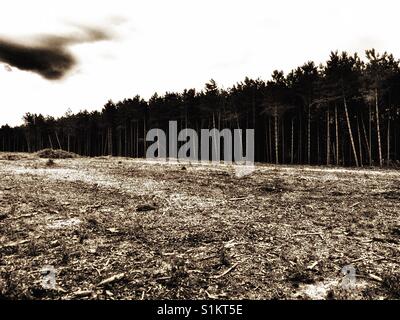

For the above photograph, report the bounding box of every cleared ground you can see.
[0,152,399,300]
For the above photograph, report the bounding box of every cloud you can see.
[0,40,76,80]
[0,25,113,80]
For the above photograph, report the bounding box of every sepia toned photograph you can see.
[0,0,399,310]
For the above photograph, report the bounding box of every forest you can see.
[1,49,400,167]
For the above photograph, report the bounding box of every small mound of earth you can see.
[0,153,26,161]
[36,149,79,159]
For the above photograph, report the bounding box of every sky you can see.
[0,0,400,126]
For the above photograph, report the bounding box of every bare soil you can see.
[0,152,399,300]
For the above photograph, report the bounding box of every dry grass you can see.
[0,153,399,300]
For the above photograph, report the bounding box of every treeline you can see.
[1,50,400,167]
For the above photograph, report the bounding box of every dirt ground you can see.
[0,152,399,300]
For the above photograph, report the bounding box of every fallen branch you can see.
[73,290,93,298]
[351,255,396,264]
[205,290,219,299]
[224,240,246,249]
[13,213,37,220]
[228,196,254,201]
[368,274,383,282]
[199,254,219,261]
[373,255,398,263]
[307,261,319,270]
[155,276,172,281]
[187,269,204,274]
[356,274,383,282]
[351,256,368,263]
[350,202,361,208]
[293,232,324,240]
[211,263,239,279]
[97,273,125,286]
[53,286,67,293]
[1,239,30,248]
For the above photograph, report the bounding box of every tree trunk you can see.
[343,96,359,167]
[136,121,139,157]
[125,126,128,157]
[291,117,294,164]
[361,116,371,166]
[326,108,330,165]
[212,113,218,157]
[130,122,134,157]
[274,106,279,165]
[375,88,383,167]
[268,117,272,163]
[395,122,398,162]
[357,115,363,167]
[342,138,345,165]
[299,115,303,164]
[48,135,53,149]
[107,127,113,156]
[143,119,147,158]
[26,134,31,153]
[369,103,372,166]
[118,128,122,156]
[335,104,339,166]
[282,119,285,164]
[307,105,311,165]
[67,134,70,152]
[387,116,391,166]
[265,127,269,162]
[317,122,320,165]
[55,131,62,149]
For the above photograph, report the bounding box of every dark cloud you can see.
[0,25,112,80]
[0,40,76,80]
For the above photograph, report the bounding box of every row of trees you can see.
[1,50,400,167]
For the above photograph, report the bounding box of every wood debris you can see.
[97,273,125,286]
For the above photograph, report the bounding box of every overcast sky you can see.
[1,0,399,126]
